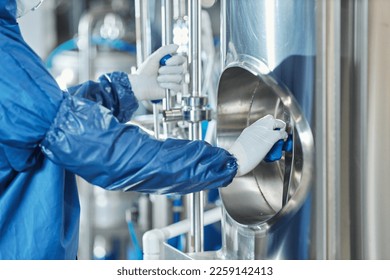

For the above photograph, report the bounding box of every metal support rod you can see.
[324,0,342,260]
[188,122,200,140]
[161,0,173,111]
[220,0,227,71]
[134,0,160,139]
[188,0,204,253]
[152,104,160,139]
[136,0,160,139]
[136,0,159,139]
[189,0,201,99]
[78,12,94,83]
[78,8,110,259]
[135,0,152,67]
[173,0,187,19]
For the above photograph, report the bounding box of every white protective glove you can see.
[228,115,288,177]
[128,44,186,101]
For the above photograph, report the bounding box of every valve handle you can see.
[159,54,172,66]
[151,54,173,104]
[264,134,293,162]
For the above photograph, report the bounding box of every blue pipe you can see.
[45,37,136,69]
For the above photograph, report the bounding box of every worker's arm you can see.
[40,93,237,194]
[1,33,235,196]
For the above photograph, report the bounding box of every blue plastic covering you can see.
[0,0,237,259]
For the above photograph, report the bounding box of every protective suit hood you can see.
[16,0,44,18]
[0,0,44,22]
[0,0,17,22]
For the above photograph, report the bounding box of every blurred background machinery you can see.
[18,0,390,260]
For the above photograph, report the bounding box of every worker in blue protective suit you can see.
[0,0,287,259]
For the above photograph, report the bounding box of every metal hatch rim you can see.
[217,54,315,232]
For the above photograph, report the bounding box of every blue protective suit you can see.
[0,0,237,259]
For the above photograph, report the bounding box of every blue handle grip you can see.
[264,139,285,162]
[159,54,172,66]
[264,134,293,163]
[151,54,173,104]
[283,134,293,153]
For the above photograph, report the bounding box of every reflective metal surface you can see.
[217,57,314,259]
[314,0,390,260]
[221,0,316,72]
[364,0,390,259]
[217,0,316,259]
[217,59,295,225]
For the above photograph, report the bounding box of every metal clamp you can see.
[163,108,183,122]
[182,96,212,122]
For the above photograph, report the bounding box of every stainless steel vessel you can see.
[315,0,390,259]
[217,0,316,259]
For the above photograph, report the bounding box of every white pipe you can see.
[143,229,165,260]
[142,207,222,260]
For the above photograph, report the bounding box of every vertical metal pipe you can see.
[316,0,383,260]
[189,0,201,98]
[365,0,390,259]
[78,13,93,83]
[152,104,160,139]
[161,0,174,144]
[135,0,152,67]
[70,0,86,37]
[315,0,343,260]
[188,122,200,140]
[220,0,226,70]
[173,0,187,19]
[78,11,100,260]
[161,0,173,45]
[324,0,342,260]
[314,0,328,260]
[136,0,160,139]
[351,0,368,259]
[162,0,173,111]
[339,0,356,260]
[188,0,204,253]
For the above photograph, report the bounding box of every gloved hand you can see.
[128,44,186,101]
[228,115,288,177]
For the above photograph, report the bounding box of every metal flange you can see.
[182,96,212,122]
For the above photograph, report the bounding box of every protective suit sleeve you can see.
[67,72,139,123]
[40,94,237,195]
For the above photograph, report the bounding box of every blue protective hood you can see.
[0,0,17,23]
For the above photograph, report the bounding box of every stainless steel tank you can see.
[217,0,316,259]
[315,0,390,260]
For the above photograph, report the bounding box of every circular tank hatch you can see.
[217,57,314,226]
